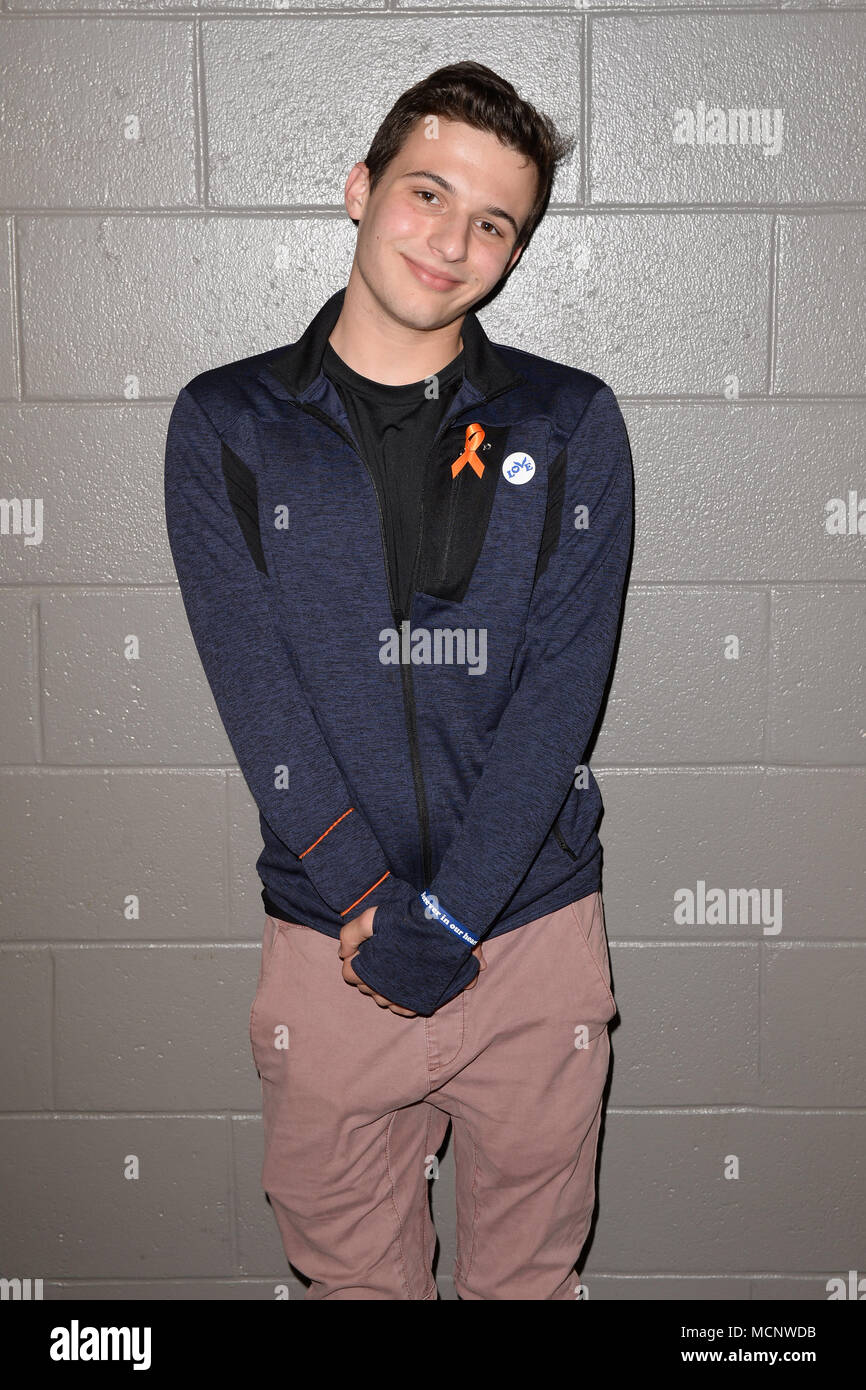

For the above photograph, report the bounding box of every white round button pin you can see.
[502,452,536,485]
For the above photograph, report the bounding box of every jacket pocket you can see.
[553,815,578,861]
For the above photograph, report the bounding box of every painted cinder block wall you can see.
[0,7,863,1301]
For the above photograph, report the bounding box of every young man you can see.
[164,61,634,1300]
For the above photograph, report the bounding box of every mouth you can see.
[401,253,462,292]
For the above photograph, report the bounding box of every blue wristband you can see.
[419,891,479,947]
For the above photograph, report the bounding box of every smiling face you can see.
[343,116,540,333]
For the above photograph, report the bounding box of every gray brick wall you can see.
[0,6,863,1303]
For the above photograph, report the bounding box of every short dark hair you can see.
[361,61,575,253]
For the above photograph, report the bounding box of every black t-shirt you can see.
[322,339,464,621]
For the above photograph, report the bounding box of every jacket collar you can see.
[260,284,523,403]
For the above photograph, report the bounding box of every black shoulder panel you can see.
[533,443,567,588]
[221,442,268,575]
[415,422,511,605]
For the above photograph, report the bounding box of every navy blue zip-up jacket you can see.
[163,285,634,1016]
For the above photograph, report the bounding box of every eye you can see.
[413,190,503,238]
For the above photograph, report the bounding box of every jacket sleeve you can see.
[163,383,415,921]
[350,383,633,1014]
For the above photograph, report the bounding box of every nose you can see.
[425,210,470,263]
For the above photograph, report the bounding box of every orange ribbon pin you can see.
[450,423,486,479]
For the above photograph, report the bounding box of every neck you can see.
[327,266,465,386]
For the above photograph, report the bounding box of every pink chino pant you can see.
[249,890,617,1300]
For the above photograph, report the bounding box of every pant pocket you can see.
[249,915,291,1070]
[568,892,617,1028]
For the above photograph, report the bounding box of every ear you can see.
[344,161,370,222]
[504,240,525,275]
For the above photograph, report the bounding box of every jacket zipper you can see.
[292,384,513,892]
[437,460,461,589]
[292,398,437,887]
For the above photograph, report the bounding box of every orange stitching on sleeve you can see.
[299,808,354,858]
[340,871,391,917]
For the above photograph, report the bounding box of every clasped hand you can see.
[339,905,486,1016]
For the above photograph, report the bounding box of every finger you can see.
[341,960,366,990]
[373,993,399,1010]
[366,990,414,1016]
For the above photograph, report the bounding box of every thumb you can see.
[464,945,486,986]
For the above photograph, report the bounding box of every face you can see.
[343,116,539,330]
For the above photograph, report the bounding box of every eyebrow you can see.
[398,170,520,239]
